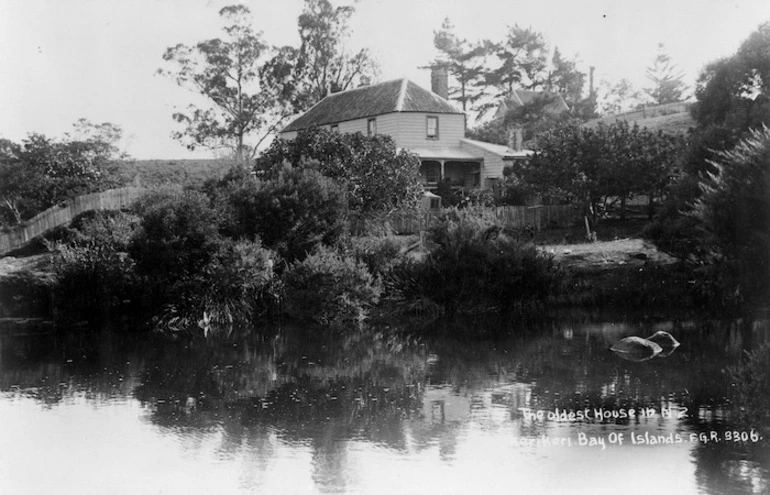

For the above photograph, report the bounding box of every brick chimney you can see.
[506,125,523,151]
[431,67,449,100]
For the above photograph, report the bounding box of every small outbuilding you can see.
[421,191,442,210]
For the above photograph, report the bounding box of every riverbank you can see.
[0,237,687,324]
[0,253,54,318]
[545,238,677,272]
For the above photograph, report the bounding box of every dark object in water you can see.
[610,336,662,362]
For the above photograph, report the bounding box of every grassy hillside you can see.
[585,103,696,134]
[117,158,233,187]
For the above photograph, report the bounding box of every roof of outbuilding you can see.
[281,78,462,133]
[493,89,570,120]
[460,138,533,158]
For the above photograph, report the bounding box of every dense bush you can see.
[53,243,136,322]
[0,122,125,227]
[434,181,494,208]
[640,177,703,259]
[72,210,140,249]
[51,211,140,322]
[518,121,682,222]
[345,235,404,278]
[220,165,348,262]
[282,246,381,325]
[255,128,423,213]
[689,127,770,304]
[154,239,277,331]
[388,209,559,314]
[457,187,495,208]
[129,189,223,284]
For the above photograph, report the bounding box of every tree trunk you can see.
[620,195,627,221]
[647,193,655,220]
[236,132,245,166]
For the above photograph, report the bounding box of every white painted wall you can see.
[459,141,505,181]
[279,112,466,151]
[382,112,466,150]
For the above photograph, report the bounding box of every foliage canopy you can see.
[255,128,423,214]
[0,120,124,226]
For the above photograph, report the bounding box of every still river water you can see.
[0,310,768,495]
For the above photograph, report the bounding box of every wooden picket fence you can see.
[0,187,146,256]
[383,205,579,235]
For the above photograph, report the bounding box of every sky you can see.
[1,0,769,159]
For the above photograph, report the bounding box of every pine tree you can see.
[427,18,489,112]
[645,43,688,105]
[549,47,585,108]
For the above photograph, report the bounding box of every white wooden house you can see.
[279,70,531,191]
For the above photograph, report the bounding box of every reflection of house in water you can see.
[279,69,532,192]
[423,386,472,424]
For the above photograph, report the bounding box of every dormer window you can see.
[427,116,439,139]
[367,118,376,136]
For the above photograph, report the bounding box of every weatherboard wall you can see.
[279,112,466,152]
[383,112,466,151]
[459,140,506,183]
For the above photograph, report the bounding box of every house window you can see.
[330,124,339,132]
[427,116,439,139]
[367,118,376,136]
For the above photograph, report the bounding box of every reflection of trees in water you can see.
[0,329,145,405]
[2,313,769,494]
[132,325,432,446]
[132,325,434,490]
[685,318,770,495]
[691,437,770,495]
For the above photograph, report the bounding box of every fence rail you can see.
[384,205,579,235]
[0,187,146,256]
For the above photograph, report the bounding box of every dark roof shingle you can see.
[281,78,461,133]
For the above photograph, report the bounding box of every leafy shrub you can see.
[389,209,559,314]
[499,183,531,206]
[221,165,348,262]
[71,210,140,249]
[282,246,381,325]
[347,210,398,237]
[434,178,459,207]
[345,235,404,278]
[255,128,423,213]
[0,124,124,227]
[641,214,702,259]
[48,209,141,322]
[689,127,770,304]
[52,240,137,323]
[129,189,223,285]
[382,257,446,318]
[456,187,495,208]
[154,239,278,332]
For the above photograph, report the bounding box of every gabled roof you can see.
[493,89,570,120]
[281,78,462,133]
